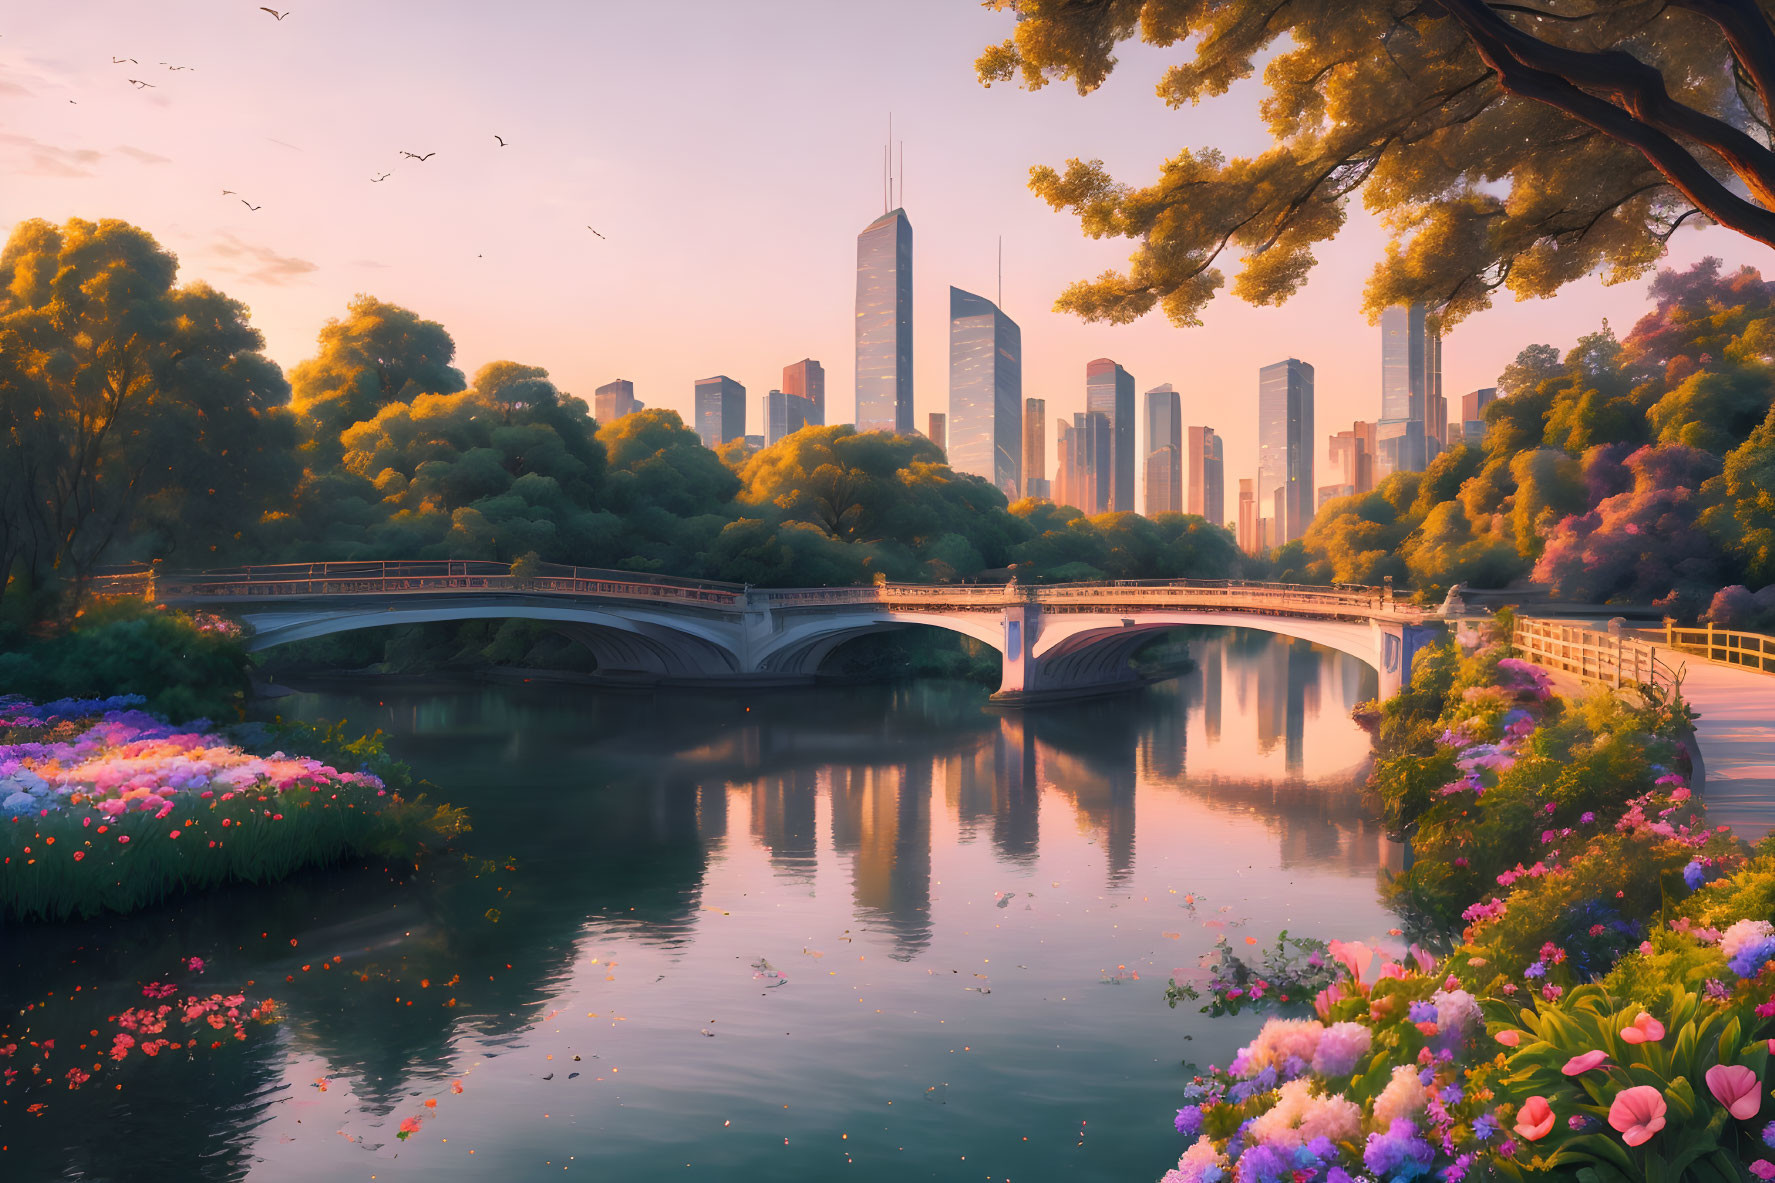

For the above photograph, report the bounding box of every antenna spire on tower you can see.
[998,235,1002,307]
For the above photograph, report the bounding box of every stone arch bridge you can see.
[104,561,1442,704]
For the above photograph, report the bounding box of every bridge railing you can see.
[1513,616,1684,691]
[1662,620,1775,676]
[118,561,747,608]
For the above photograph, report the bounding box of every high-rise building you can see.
[1376,303,1441,478]
[1317,483,1356,510]
[1237,478,1258,554]
[1329,421,1377,495]
[947,287,1022,496]
[1459,387,1497,448]
[782,358,826,425]
[927,412,947,453]
[855,208,913,433]
[1023,398,1046,498]
[594,379,641,423]
[1143,384,1182,515]
[694,375,746,449]
[766,388,814,445]
[1085,359,1136,512]
[1054,420,1076,508]
[1187,425,1223,524]
[1257,358,1315,546]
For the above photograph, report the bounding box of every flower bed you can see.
[1,696,468,920]
[1156,616,1775,1180]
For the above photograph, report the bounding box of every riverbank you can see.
[1156,614,1775,1180]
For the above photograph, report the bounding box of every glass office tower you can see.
[1144,384,1182,514]
[1257,358,1314,545]
[1085,359,1135,512]
[782,359,825,426]
[694,375,746,448]
[946,287,1022,497]
[855,209,913,433]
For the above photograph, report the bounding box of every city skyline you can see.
[946,286,1023,497]
[2,2,1753,529]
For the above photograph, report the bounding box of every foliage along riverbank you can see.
[1159,615,1775,1181]
[0,605,468,923]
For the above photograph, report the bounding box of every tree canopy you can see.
[977,1,1775,327]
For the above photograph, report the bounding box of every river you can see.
[3,629,1401,1182]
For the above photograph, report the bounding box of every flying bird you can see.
[222,189,237,195]
[399,151,435,161]
[112,56,136,64]
[259,7,289,19]
[164,64,192,71]
[494,135,506,147]
[371,173,390,182]
[241,200,261,211]
[587,226,605,239]
[127,78,156,88]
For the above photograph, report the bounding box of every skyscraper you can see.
[855,208,913,433]
[927,412,947,453]
[694,375,746,449]
[594,379,641,423]
[1257,358,1314,546]
[1085,359,1135,512]
[782,359,826,425]
[1143,384,1182,515]
[1329,421,1377,495]
[1459,387,1497,448]
[1187,425,1223,525]
[766,388,814,444]
[1023,398,1047,499]
[1238,478,1257,554]
[947,287,1022,496]
[1376,303,1440,478]
[1054,420,1076,508]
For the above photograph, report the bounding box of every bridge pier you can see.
[1373,620,1441,699]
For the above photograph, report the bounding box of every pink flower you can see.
[1563,1050,1610,1075]
[1608,1085,1668,1147]
[187,957,205,973]
[1514,1095,1555,1141]
[1620,1012,1665,1044]
[1704,1064,1762,1120]
[1750,1161,1775,1180]
[1495,1029,1522,1047]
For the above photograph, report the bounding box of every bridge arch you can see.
[236,598,745,679]
[750,611,1007,677]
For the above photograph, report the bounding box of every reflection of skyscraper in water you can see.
[696,781,728,845]
[747,769,819,880]
[1284,640,1321,776]
[994,716,1039,862]
[1034,729,1137,889]
[1202,635,1224,744]
[1255,638,1287,756]
[831,763,931,959]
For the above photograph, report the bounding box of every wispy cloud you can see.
[351,259,391,269]
[0,134,173,177]
[0,132,103,177]
[114,145,172,165]
[208,232,318,286]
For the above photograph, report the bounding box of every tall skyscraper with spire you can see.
[855,208,913,434]
[947,287,1021,496]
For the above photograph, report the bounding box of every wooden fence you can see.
[1663,621,1775,676]
[1513,616,1684,691]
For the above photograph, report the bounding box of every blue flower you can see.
[1730,936,1775,979]
[1683,860,1707,891]
[1439,1082,1464,1105]
[1471,1114,1497,1140]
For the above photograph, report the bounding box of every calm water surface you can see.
[4,631,1400,1182]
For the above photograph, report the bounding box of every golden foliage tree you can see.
[977,0,1775,326]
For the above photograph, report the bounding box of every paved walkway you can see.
[1539,654,1775,840]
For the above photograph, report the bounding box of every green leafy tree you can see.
[289,295,465,458]
[0,217,293,610]
[977,2,1775,328]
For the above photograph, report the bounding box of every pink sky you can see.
[3,1,1765,516]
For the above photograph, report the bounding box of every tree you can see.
[976,2,1775,328]
[0,218,292,610]
[289,295,465,455]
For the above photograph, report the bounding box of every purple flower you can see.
[1408,1000,1438,1024]
[1363,1118,1436,1179]
[1175,1105,1203,1136]
[1580,811,1596,824]
[1730,936,1775,979]
[1523,962,1547,979]
[1764,1119,1775,1148]
[1472,1114,1497,1140]
[1439,1082,1464,1105]
[1683,860,1707,891]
